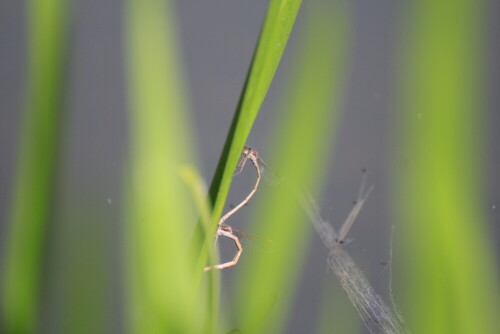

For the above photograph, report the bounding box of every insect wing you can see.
[231,228,270,242]
[257,156,282,185]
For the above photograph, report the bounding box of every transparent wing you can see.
[256,156,282,186]
[231,228,273,244]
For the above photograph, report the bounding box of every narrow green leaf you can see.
[395,0,500,332]
[1,1,69,333]
[179,165,220,333]
[190,0,303,265]
[124,0,201,332]
[234,4,350,333]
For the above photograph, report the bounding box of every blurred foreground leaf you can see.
[395,0,500,332]
[1,1,69,333]
[124,0,201,332]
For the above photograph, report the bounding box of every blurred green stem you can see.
[396,0,500,332]
[125,0,202,333]
[1,0,69,333]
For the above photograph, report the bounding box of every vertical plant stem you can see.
[1,1,69,333]
[124,0,201,332]
[395,0,500,332]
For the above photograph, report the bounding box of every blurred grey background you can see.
[1,0,499,333]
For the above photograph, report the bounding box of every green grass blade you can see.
[1,1,69,333]
[188,1,303,327]
[124,0,201,332]
[190,0,303,262]
[179,165,220,333]
[395,0,500,332]
[234,4,350,333]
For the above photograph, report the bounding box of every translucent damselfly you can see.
[205,146,276,271]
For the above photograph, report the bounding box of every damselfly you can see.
[204,224,272,272]
[236,146,281,185]
[219,146,279,226]
[205,146,277,271]
[204,225,242,271]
